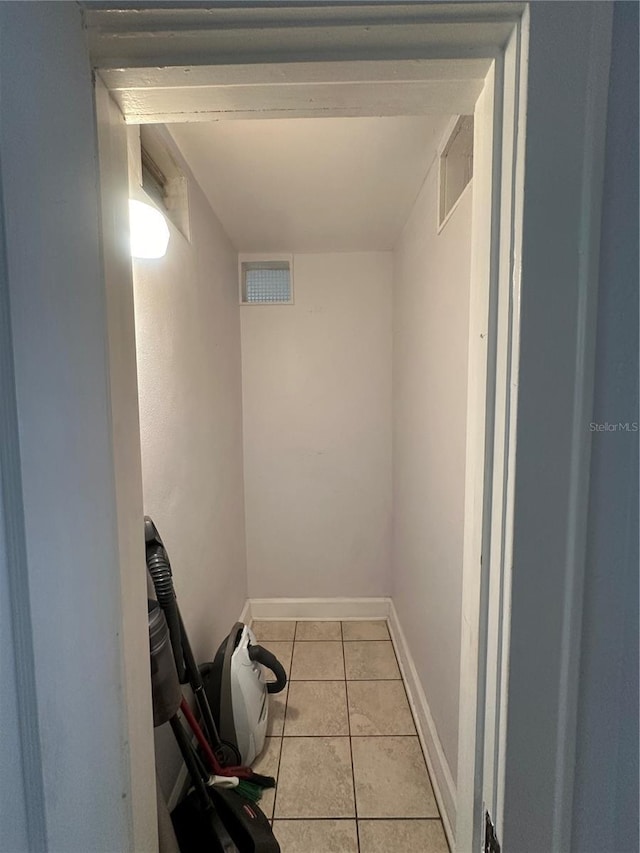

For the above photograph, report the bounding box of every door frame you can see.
[90,10,518,850]
[82,3,611,852]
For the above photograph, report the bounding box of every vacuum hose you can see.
[144,516,276,789]
[145,516,187,683]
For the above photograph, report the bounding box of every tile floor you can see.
[250,619,450,853]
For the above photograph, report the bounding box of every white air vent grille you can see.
[438,115,474,230]
[239,256,293,305]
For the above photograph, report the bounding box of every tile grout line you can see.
[268,625,295,828]
[278,733,423,739]
[341,625,361,853]
[289,677,402,682]
[271,816,443,822]
[295,637,395,643]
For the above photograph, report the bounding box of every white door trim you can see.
[94,78,159,853]
[479,12,528,842]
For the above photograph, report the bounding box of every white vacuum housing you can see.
[201,623,287,766]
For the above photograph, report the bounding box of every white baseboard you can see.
[248,596,391,620]
[238,598,252,625]
[388,600,457,849]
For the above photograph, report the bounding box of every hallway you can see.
[251,620,450,853]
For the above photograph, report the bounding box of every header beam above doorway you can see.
[98,59,489,123]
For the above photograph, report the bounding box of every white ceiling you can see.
[169,115,451,253]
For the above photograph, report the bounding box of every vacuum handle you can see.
[248,644,288,694]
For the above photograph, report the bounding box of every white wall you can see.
[0,4,141,850]
[132,139,247,795]
[572,4,639,850]
[392,165,473,784]
[241,252,393,598]
[0,512,28,853]
[0,101,29,853]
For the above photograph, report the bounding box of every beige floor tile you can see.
[358,819,449,853]
[285,681,348,736]
[347,681,415,736]
[295,620,342,641]
[342,620,389,641]
[343,641,400,680]
[273,820,358,853]
[351,736,438,818]
[266,684,288,737]
[274,737,355,818]
[290,641,345,680]
[251,620,296,642]
[251,737,281,819]
[262,641,293,683]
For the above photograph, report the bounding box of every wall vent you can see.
[138,125,190,241]
[239,255,294,305]
[141,146,168,210]
[438,115,474,231]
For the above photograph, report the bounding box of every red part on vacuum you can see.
[179,697,257,781]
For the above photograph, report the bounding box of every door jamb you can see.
[94,77,159,853]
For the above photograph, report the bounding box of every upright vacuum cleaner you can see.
[146,517,283,853]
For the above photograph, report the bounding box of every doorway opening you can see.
[93,18,527,852]
[129,110,475,848]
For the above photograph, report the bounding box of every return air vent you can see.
[438,115,474,231]
[239,255,294,305]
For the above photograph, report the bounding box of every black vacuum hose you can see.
[146,547,174,608]
[145,517,187,683]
